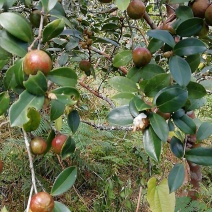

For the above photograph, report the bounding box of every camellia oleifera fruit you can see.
[0,160,3,174]
[30,137,47,155]
[79,60,91,76]
[23,50,52,75]
[205,4,212,26]
[30,192,54,212]
[132,47,152,67]
[29,10,48,28]
[51,134,67,154]
[191,0,210,18]
[98,0,112,3]
[127,0,146,20]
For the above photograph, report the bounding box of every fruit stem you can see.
[22,128,38,194]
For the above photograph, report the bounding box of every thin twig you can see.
[22,128,38,194]
[0,120,9,128]
[26,185,34,212]
[136,186,143,212]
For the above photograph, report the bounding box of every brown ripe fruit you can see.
[23,50,52,75]
[30,192,54,212]
[79,60,91,73]
[98,0,112,3]
[132,47,151,67]
[0,160,3,174]
[191,0,210,18]
[51,134,67,154]
[205,4,212,26]
[29,10,48,28]
[30,137,47,155]
[127,0,146,20]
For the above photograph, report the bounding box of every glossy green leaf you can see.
[112,92,135,105]
[197,122,212,141]
[168,163,185,193]
[176,18,203,37]
[173,38,207,56]
[113,50,132,67]
[148,38,164,54]
[115,0,130,11]
[51,166,77,196]
[185,147,212,166]
[169,55,191,87]
[147,177,175,212]
[185,97,207,111]
[0,31,27,57]
[144,73,171,97]
[170,136,184,158]
[0,92,10,116]
[55,116,63,131]
[132,96,151,111]
[140,64,165,80]
[48,67,77,87]
[102,23,119,31]
[51,87,80,105]
[108,76,138,93]
[126,67,143,82]
[143,126,162,162]
[173,114,196,134]
[129,99,139,118]
[172,109,185,119]
[41,0,57,12]
[23,72,47,96]
[23,108,41,132]
[67,110,80,134]
[185,54,201,73]
[154,86,188,113]
[4,59,24,90]
[187,81,207,99]
[50,99,65,121]
[175,6,193,20]
[43,19,65,43]
[44,130,56,154]
[53,201,71,212]
[149,113,169,142]
[0,12,33,42]
[9,91,44,127]
[147,30,175,48]
[107,105,133,126]
[61,136,75,159]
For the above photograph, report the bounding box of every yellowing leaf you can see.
[147,177,175,212]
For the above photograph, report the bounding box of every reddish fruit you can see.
[127,0,146,20]
[23,50,52,75]
[205,4,212,26]
[191,0,210,18]
[162,23,176,34]
[51,134,67,154]
[0,160,3,174]
[132,47,152,67]
[98,0,112,3]
[29,10,48,28]
[79,60,91,73]
[30,137,47,155]
[30,192,54,212]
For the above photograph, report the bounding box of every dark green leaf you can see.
[102,23,119,31]
[41,0,57,12]
[53,201,71,212]
[170,136,184,158]
[168,163,185,193]
[112,93,135,105]
[176,18,203,37]
[154,86,188,113]
[67,110,80,134]
[0,12,33,42]
[43,19,65,43]
[50,99,65,121]
[0,92,10,115]
[169,55,191,87]
[44,130,56,154]
[108,76,138,92]
[107,105,133,126]
[132,96,151,111]
[51,166,77,196]
[149,113,169,142]
[147,30,175,48]
[185,54,201,73]
[113,50,132,67]
[197,122,212,141]
[185,97,207,111]
[129,99,139,118]
[187,81,207,99]
[61,136,76,159]
[143,126,162,162]
[173,38,207,56]
[173,114,196,134]
[148,38,164,54]
[175,6,193,20]
[48,67,77,87]
[23,71,47,96]
[185,147,212,166]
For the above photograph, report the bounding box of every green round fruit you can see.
[23,50,52,75]
[127,0,146,20]
[132,47,152,67]
[191,0,210,18]
[51,134,67,154]
[30,137,47,155]
[29,10,48,28]
[30,192,54,212]
[205,4,212,26]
